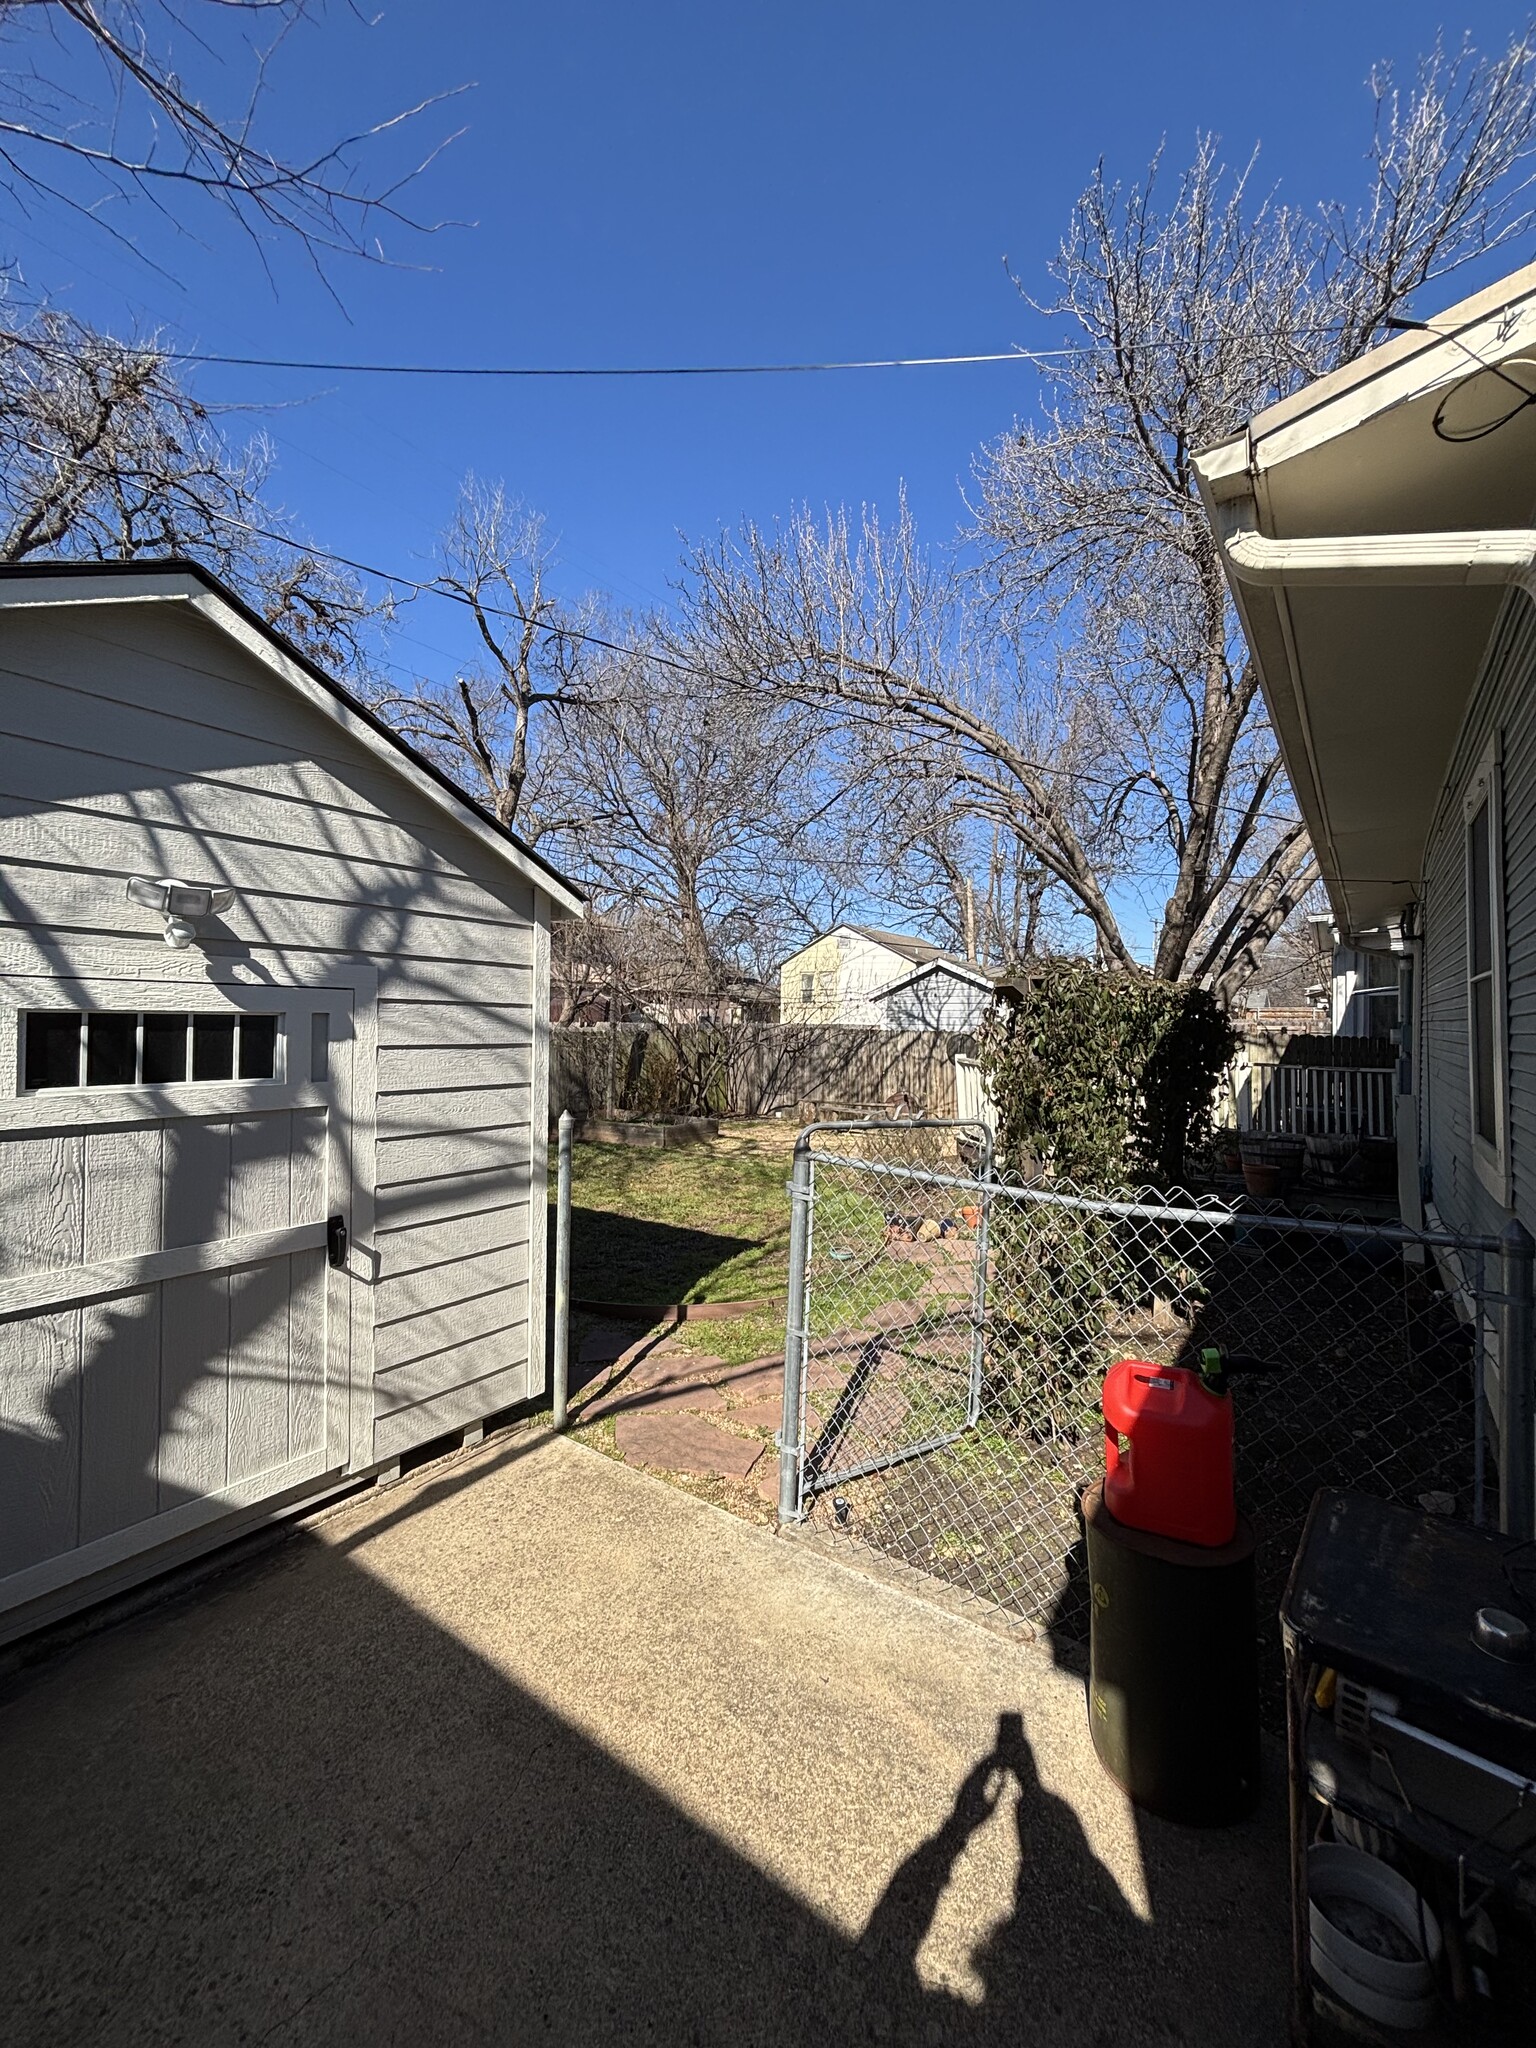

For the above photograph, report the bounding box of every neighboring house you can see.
[874,956,999,1032]
[0,558,584,1643]
[779,926,948,1025]
[1194,255,1536,1524]
[1330,942,1401,1038]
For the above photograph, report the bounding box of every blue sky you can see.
[18,4,1534,635]
[11,2,1536,951]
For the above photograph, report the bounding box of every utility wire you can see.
[0,327,1080,379]
[154,348,1057,378]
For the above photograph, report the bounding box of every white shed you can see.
[0,559,583,1642]
[874,957,998,1033]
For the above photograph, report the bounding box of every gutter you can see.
[1219,516,1536,599]
[1207,503,1536,950]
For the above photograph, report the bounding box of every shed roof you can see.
[0,557,585,916]
[873,956,998,1000]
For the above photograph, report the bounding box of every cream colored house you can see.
[778,926,948,1025]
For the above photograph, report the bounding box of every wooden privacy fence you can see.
[549,1023,971,1123]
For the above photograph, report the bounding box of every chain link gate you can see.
[777,1121,1531,1714]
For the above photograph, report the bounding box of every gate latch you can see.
[326,1213,348,1270]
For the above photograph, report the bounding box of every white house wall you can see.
[835,934,914,1025]
[883,975,990,1033]
[0,599,544,1466]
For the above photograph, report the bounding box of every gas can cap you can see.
[1472,1606,1532,1661]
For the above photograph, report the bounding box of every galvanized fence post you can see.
[966,1127,994,1428]
[552,1109,573,1431]
[778,1135,814,1522]
[1500,1215,1536,1540]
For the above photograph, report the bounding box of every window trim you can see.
[16,1003,286,1098]
[1464,737,1510,1203]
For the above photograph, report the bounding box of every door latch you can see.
[326,1213,348,1270]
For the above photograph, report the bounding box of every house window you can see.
[21,1010,281,1091]
[1465,742,1507,1193]
[800,974,814,1004]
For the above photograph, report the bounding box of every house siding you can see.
[1421,587,1536,1251]
[779,929,922,1025]
[881,973,990,1033]
[0,599,544,1464]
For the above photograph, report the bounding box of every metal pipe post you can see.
[1500,1215,1535,1540]
[778,1138,813,1522]
[553,1110,573,1430]
[966,1139,994,1428]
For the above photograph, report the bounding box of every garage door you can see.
[0,967,355,1624]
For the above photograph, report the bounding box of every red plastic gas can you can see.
[1102,1358,1235,1548]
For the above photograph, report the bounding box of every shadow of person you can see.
[857,1710,1150,2046]
[964,1711,1157,2043]
[856,1708,1282,2048]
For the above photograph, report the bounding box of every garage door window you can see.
[22,1010,281,1091]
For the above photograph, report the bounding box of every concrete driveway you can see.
[1,1429,1290,2045]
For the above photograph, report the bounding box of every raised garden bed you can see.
[574,1116,720,1148]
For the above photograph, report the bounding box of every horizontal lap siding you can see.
[1422,591,1536,1246]
[1,601,546,1462]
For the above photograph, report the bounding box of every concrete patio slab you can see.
[0,1429,1290,2046]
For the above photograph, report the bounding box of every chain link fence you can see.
[779,1121,1525,1716]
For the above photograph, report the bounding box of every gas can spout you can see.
[1194,1347,1269,1398]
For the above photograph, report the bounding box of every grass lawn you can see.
[556,1119,934,1373]
[556,1122,972,1531]
[562,1119,796,1308]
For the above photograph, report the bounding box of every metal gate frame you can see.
[776,1118,992,1521]
[777,1120,1536,1550]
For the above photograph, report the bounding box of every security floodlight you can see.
[126,876,235,949]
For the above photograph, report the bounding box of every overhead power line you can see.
[157,347,1057,379]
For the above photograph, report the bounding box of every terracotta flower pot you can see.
[1242,1161,1283,1199]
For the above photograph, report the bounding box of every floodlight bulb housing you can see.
[126,874,236,948]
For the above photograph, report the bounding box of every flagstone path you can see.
[573,1324,795,1503]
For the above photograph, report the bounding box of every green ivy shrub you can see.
[977,961,1235,1190]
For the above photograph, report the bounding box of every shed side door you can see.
[0,973,353,1616]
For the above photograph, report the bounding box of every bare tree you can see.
[0,306,373,667]
[370,482,592,832]
[687,28,1536,996]
[0,1,460,274]
[540,632,848,988]
[685,494,1137,964]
